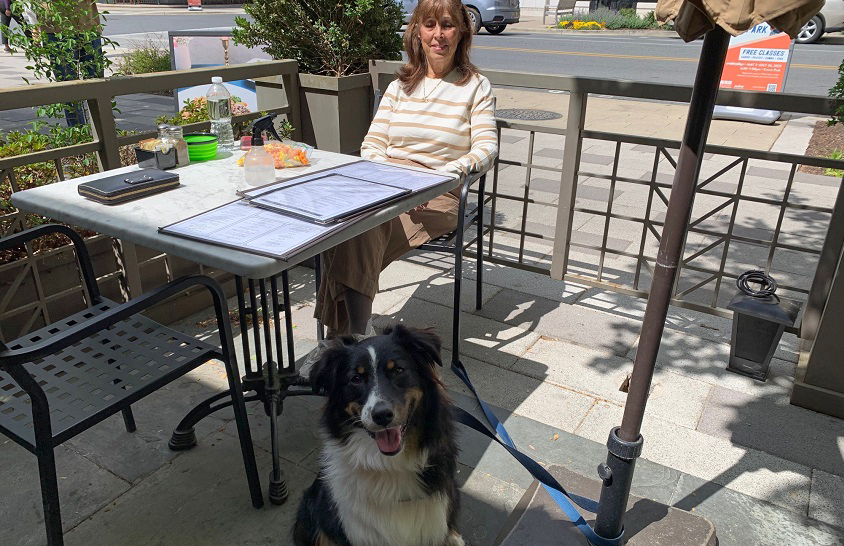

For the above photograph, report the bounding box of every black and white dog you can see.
[294,325,463,546]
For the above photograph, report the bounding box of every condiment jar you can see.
[167,125,190,167]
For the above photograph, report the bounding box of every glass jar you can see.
[156,123,175,154]
[167,125,190,167]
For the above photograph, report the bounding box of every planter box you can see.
[298,73,372,154]
[0,237,236,341]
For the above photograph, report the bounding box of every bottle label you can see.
[208,97,231,119]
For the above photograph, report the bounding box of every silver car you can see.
[402,0,520,35]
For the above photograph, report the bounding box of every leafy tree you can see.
[232,0,404,77]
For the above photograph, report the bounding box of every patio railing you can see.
[371,60,843,337]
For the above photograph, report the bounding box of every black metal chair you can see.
[0,224,263,546]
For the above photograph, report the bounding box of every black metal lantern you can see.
[726,271,801,381]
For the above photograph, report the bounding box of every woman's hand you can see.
[5,10,11,16]
[412,202,429,212]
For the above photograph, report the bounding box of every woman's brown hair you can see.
[397,0,478,94]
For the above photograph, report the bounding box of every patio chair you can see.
[313,92,490,367]
[0,224,263,546]
[543,0,577,25]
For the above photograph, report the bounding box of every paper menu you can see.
[240,160,455,200]
[160,200,339,260]
[249,173,409,224]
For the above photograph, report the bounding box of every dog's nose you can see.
[371,402,394,427]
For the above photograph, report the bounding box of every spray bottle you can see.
[242,113,283,189]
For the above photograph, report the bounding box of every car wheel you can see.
[797,15,823,44]
[485,24,507,34]
[466,7,482,34]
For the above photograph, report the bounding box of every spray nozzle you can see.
[251,113,282,146]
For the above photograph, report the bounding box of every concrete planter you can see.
[298,73,372,154]
[0,238,235,338]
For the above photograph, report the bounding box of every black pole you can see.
[593,26,731,542]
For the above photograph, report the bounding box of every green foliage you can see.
[232,0,404,77]
[115,40,171,76]
[7,0,118,85]
[0,123,99,217]
[829,59,844,126]
[558,8,665,30]
[824,149,844,177]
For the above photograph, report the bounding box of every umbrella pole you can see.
[593,26,730,542]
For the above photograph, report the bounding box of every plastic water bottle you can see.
[206,76,235,151]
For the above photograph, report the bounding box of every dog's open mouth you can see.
[369,424,406,456]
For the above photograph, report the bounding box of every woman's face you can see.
[418,12,461,69]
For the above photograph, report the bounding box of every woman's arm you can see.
[360,81,398,162]
[442,76,499,178]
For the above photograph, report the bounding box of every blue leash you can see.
[451,360,623,546]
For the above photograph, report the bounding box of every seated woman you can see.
[312,0,498,349]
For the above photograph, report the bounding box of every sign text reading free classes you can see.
[719,23,794,93]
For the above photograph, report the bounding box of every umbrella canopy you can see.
[656,0,824,41]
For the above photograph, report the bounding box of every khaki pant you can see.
[314,192,460,334]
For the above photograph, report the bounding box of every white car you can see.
[798,1,844,43]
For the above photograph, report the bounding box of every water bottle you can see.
[206,76,235,151]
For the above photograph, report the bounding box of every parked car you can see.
[797,1,844,43]
[402,0,520,34]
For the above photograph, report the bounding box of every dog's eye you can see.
[350,374,363,386]
[393,366,405,375]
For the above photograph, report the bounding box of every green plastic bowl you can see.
[184,133,218,161]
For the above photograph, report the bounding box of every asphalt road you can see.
[97,13,844,98]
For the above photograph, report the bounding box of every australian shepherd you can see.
[294,325,463,546]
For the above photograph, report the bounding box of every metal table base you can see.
[167,268,315,505]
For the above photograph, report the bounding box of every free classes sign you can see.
[719,23,793,93]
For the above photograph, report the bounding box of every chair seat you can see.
[0,298,220,451]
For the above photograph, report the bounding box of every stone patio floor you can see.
[2,250,843,545]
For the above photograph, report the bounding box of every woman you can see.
[312,0,498,343]
[1,0,26,53]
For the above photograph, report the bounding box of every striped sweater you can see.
[361,71,498,178]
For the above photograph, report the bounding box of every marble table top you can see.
[11,149,458,279]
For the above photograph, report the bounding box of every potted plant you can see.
[233,0,404,154]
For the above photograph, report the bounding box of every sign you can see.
[719,23,793,93]
[714,23,793,124]
[169,31,273,118]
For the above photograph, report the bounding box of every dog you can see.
[293,325,463,546]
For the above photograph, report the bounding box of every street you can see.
[100,12,844,97]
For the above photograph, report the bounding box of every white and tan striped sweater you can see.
[361,72,498,178]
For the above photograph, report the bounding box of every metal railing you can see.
[371,60,844,336]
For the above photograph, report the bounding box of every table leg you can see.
[260,277,288,505]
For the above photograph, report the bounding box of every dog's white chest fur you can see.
[322,430,457,546]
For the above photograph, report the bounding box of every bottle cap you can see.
[211,76,222,84]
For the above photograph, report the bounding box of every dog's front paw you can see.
[443,531,465,546]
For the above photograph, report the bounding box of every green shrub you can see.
[829,60,844,126]
[824,150,844,177]
[232,0,404,77]
[115,40,171,76]
[558,8,665,30]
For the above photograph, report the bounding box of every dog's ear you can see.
[390,324,442,368]
[310,336,356,395]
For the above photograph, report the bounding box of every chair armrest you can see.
[458,171,487,206]
[0,274,230,367]
[0,224,100,303]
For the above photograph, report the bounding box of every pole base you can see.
[493,465,716,546]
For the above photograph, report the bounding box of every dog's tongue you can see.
[374,427,403,454]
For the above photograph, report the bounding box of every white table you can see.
[11,149,458,505]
